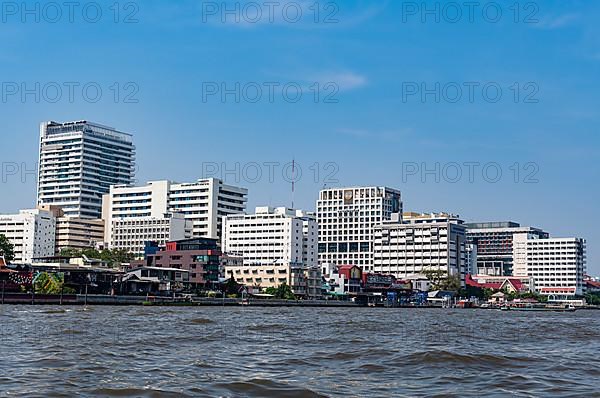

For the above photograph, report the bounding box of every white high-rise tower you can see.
[37,120,136,219]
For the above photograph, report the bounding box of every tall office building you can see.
[37,120,136,219]
[317,186,402,271]
[464,222,548,276]
[102,178,247,242]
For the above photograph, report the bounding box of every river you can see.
[0,306,598,397]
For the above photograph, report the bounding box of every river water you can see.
[0,306,598,397]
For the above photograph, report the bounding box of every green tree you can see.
[276,283,296,300]
[0,234,15,263]
[584,293,600,305]
[482,288,494,300]
[223,271,241,296]
[59,247,134,266]
[265,283,296,299]
[422,268,461,292]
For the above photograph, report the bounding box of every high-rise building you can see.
[464,222,548,276]
[373,212,468,288]
[222,206,318,293]
[0,209,56,263]
[316,186,402,271]
[513,235,586,297]
[102,178,247,243]
[37,120,136,219]
[169,179,247,238]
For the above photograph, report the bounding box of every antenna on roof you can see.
[291,158,295,209]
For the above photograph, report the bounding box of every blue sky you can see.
[1,0,599,273]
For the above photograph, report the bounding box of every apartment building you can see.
[513,235,586,296]
[39,205,104,253]
[373,212,468,287]
[0,209,56,263]
[37,120,135,219]
[317,186,402,271]
[110,213,192,259]
[222,206,318,293]
[102,178,247,241]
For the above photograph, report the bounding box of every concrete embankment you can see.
[0,293,361,307]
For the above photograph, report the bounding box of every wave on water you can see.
[215,379,329,398]
[400,350,541,369]
[87,388,193,398]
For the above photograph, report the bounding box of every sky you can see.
[0,0,599,274]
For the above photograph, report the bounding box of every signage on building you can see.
[366,274,395,287]
[344,190,354,205]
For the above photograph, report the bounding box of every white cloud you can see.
[534,13,580,29]
[335,127,413,142]
[314,71,368,91]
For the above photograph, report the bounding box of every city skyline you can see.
[1,1,599,273]
[2,3,599,397]
[0,116,596,273]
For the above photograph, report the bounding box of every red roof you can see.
[465,274,502,289]
[465,274,526,292]
[502,278,525,291]
[586,280,600,288]
[0,257,15,273]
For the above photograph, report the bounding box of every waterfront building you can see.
[123,266,189,295]
[513,235,586,297]
[101,178,247,241]
[464,222,548,276]
[0,209,56,264]
[585,277,600,294]
[222,206,318,294]
[134,238,222,287]
[37,120,135,219]
[40,205,104,254]
[373,212,468,288]
[466,274,533,293]
[109,213,192,259]
[316,186,402,271]
[322,264,363,296]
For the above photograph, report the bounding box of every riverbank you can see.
[0,293,362,307]
[2,293,598,309]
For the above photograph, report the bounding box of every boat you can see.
[500,303,577,312]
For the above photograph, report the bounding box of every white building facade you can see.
[102,178,247,242]
[513,234,586,296]
[110,213,192,259]
[222,207,318,292]
[317,186,402,271]
[0,209,56,264]
[373,213,468,288]
[37,120,136,219]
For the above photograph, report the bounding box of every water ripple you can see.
[0,306,598,397]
